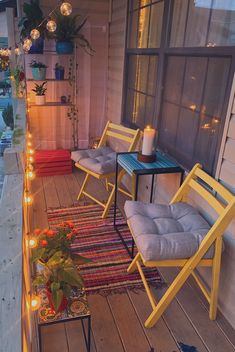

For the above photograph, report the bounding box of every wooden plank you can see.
[151,285,209,351]
[160,267,235,352]
[64,173,81,206]
[107,293,151,352]
[219,160,235,188]
[42,176,60,209]
[127,290,180,352]
[41,324,68,352]
[223,138,235,164]
[65,320,97,352]
[227,115,235,139]
[31,178,48,229]
[87,295,125,352]
[53,175,74,208]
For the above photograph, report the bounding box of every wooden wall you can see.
[105,0,127,124]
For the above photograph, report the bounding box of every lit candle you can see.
[142,126,156,156]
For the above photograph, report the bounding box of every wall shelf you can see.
[29,102,72,107]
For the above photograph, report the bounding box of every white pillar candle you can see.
[142,126,156,156]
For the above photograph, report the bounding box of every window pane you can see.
[129,11,138,48]
[159,56,231,173]
[170,0,235,47]
[147,55,158,95]
[138,7,150,48]
[148,1,164,48]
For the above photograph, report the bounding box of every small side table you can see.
[37,287,91,352]
[114,151,185,258]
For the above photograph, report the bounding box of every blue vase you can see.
[29,38,44,54]
[32,67,47,80]
[55,68,65,80]
[56,41,74,55]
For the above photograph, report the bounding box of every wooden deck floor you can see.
[31,169,235,352]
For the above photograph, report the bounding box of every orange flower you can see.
[43,228,49,234]
[66,233,73,240]
[40,239,48,247]
[34,228,41,236]
[47,230,56,238]
[67,222,74,229]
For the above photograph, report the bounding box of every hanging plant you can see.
[11,65,26,98]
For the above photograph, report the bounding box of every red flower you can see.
[34,228,41,236]
[40,239,48,247]
[72,228,78,235]
[47,230,56,238]
[43,228,49,234]
[67,222,74,229]
[19,71,25,81]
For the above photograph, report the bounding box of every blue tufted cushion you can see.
[71,147,116,175]
[124,201,216,261]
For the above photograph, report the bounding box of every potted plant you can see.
[30,60,47,80]
[32,81,47,105]
[31,222,91,312]
[49,12,94,55]
[18,0,46,54]
[54,63,65,80]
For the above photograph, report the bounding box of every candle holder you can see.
[137,152,156,163]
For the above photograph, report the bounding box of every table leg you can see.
[180,170,185,186]
[113,157,119,227]
[150,174,155,203]
[81,316,91,352]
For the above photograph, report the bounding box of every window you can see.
[123,0,235,174]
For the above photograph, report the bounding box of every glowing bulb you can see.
[27,148,34,155]
[23,38,32,48]
[26,170,35,180]
[24,193,33,205]
[30,28,40,40]
[60,2,72,16]
[31,295,41,311]
[46,19,57,32]
[28,132,32,138]
[27,141,32,147]
[28,237,38,249]
[15,47,21,56]
[28,156,34,163]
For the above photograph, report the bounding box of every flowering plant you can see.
[31,222,91,312]
[11,65,26,97]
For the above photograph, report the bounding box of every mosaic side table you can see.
[37,287,91,352]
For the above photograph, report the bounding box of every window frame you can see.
[122,0,235,175]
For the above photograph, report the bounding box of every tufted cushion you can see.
[124,201,215,261]
[71,147,116,175]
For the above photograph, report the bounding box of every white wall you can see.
[0,12,8,37]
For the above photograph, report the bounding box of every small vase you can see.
[32,67,47,81]
[55,68,65,80]
[35,95,45,105]
[46,289,68,313]
[56,41,74,55]
[29,38,44,54]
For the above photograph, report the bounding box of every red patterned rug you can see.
[47,204,163,295]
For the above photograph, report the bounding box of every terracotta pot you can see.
[46,288,68,312]
[35,95,45,105]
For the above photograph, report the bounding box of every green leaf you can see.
[30,248,46,263]
[58,266,84,288]
[32,275,46,287]
[71,253,92,265]
[47,251,64,267]
[62,284,71,298]
[52,288,63,312]
[51,281,60,293]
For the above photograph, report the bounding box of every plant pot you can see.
[29,37,44,54]
[55,68,65,80]
[46,289,68,313]
[32,67,47,80]
[56,41,74,55]
[35,95,46,105]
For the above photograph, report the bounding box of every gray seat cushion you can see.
[124,201,215,261]
[71,146,116,175]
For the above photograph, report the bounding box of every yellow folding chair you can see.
[125,163,235,328]
[72,121,141,218]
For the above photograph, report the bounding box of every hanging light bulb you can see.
[46,19,57,32]
[30,28,40,40]
[60,2,72,16]
[31,295,41,311]
[27,237,38,249]
[15,47,21,56]
[24,192,33,205]
[23,38,32,52]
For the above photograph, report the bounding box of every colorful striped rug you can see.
[47,204,163,295]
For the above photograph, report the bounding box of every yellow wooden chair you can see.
[125,163,235,328]
[72,121,141,218]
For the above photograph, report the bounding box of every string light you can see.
[30,28,40,40]
[28,237,38,249]
[15,47,21,55]
[27,156,34,163]
[27,141,32,147]
[31,295,41,311]
[60,2,72,16]
[27,148,35,155]
[24,192,33,205]
[46,19,57,32]
[26,170,35,180]
[23,38,32,48]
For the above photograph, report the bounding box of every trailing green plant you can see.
[18,0,46,39]
[30,60,48,69]
[2,104,14,129]
[32,81,47,96]
[49,12,94,54]
[11,65,26,97]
